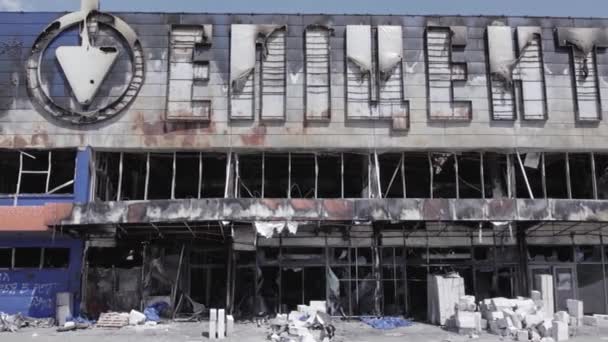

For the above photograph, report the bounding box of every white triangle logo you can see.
[56,45,119,105]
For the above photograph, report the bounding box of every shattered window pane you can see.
[43,248,70,268]
[14,248,42,268]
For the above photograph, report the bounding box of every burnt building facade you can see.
[2,0,608,319]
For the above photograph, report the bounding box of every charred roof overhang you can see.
[56,198,608,226]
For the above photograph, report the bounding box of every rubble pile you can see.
[266,302,335,342]
[449,294,592,341]
[0,312,54,332]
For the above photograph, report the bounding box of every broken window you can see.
[575,245,602,262]
[201,154,227,198]
[14,248,42,268]
[43,248,70,268]
[403,153,431,198]
[528,245,573,262]
[578,264,606,314]
[514,152,543,199]
[544,153,568,199]
[95,152,228,201]
[237,154,263,198]
[95,152,121,201]
[119,153,147,200]
[264,154,289,198]
[343,153,366,198]
[379,153,405,198]
[0,151,18,195]
[0,150,76,200]
[483,152,508,198]
[147,153,174,200]
[304,25,332,121]
[425,26,471,120]
[0,248,12,268]
[290,153,316,198]
[569,153,594,199]
[381,247,405,315]
[595,153,608,199]
[317,154,342,198]
[457,153,484,198]
[174,153,201,199]
[430,153,457,198]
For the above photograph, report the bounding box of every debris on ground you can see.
[360,317,414,330]
[1,312,55,332]
[264,301,335,342]
[144,301,170,322]
[96,312,130,328]
[434,274,594,341]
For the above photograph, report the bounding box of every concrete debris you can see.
[0,313,55,332]
[266,301,335,342]
[430,280,583,342]
[427,273,465,325]
[566,300,583,327]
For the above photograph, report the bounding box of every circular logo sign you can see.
[26,1,144,124]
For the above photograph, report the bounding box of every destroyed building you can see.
[2,0,608,321]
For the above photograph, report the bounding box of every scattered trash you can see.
[360,317,414,330]
[129,309,147,325]
[144,301,170,322]
[0,312,55,332]
[96,312,130,328]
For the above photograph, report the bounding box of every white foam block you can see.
[217,309,226,339]
[209,309,218,340]
[226,315,234,336]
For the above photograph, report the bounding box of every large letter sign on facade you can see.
[229,24,287,120]
[26,0,144,124]
[304,25,332,121]
[345,25,409,130]
[487,26,547,120]
[166,25,213,121]
[425,25,472,120]
[557,28,608,121]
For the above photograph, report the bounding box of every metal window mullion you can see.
[374,151,382,198]
[480,152,485,199]
[565,152,572,199]
[14,153,23,206]
[116,152,124,201]
[428,152,434,199]
[541,153,547,199]
[454,153,460,199]
[401,153,406,198]
[341,153,344,199]
[198,152,203,199]
[45,151,52,193]
[506,154,512,198]
[144,152,150,200]
[591,152,598,200]
[171,152,177,200]
[288,153,292,199]
[314,153,318,199]
[262,152,265,198]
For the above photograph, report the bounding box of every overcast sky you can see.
[0,0,607,17]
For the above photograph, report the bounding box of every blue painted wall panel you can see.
[0,235,83,318]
